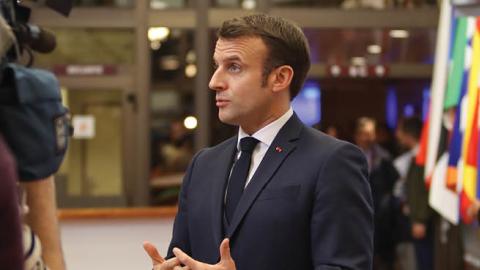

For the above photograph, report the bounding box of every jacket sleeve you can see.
[406,162,433,224]
[166,150,204,258]
[311,143,374,270]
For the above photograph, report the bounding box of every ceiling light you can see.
[184,116,198,130]
[186,50,196,64]
[242,0,256,10]
[150,1,167,9]
[367,44,382,54]
[150,40,161,50]
[389,30,409,39]
[148,27,170,42]
[185,64,197,78]
[330,65,341,77]
[160,56,180,70]
[375,65,386,77]
[351,57,366,66]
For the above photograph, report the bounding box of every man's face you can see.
[209,37,274,130]
[395,128,408,148]
[355,122,376,150]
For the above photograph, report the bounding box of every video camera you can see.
[1,0,73,59]
[0,0,73,181]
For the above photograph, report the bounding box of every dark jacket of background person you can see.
[0,134,23,270]
[405,160,435,270]
[406,161,434,225]
[369,144,400,269]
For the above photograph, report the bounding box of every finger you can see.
[163,257,181,269]
[143,241,165,265]
[219,238,233,262]
[172,247,199,269]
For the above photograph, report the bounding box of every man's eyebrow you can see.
[213,55,243,63]
[225,55,242,62]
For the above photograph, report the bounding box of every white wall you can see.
[60,218,174,270]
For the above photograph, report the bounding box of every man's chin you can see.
[218,113,238,126]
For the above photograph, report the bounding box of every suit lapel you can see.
[226,114,304,237]
[210,137,237,247]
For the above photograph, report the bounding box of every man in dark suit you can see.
[144,14,374,270]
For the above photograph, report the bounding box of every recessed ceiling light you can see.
[242,0,256,10]
[184,116,198,130]
[185,64,197,78]
[389,30,409,39]
[351,57,366,66]
[367,44,382,54]
[148,27,170,42]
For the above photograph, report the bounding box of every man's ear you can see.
[271,65,294,93]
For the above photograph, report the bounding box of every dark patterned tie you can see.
[225,136,260,223]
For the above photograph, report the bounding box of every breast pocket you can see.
[256,185,301,201]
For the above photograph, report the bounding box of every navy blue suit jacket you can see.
[167,114,374,270]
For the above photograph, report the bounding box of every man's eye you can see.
[228,64,241,73]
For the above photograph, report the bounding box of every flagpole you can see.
[425,0,451,183]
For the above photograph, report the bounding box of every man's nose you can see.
[209,69,226,91]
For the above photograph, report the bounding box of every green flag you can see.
[444,17,468,109]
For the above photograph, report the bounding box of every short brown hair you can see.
[217,14,311,100]
[355,117,376,134]
[398,117,422,140]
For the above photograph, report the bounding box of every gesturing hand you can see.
[172,239,236,270]
[143,241,181,270]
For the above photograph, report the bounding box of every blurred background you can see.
[30,0,438,208]
[24,1,480,270]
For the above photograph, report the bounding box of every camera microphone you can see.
[14,24,56,54]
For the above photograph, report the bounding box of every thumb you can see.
[143,241,165,265]
[172,247,200,269]
[219,238,233,263]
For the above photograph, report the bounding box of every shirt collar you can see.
[237,107,294,150]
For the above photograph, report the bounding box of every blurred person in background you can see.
[376,122,399,157]
[0,135,23,270]
[151,118,194,178]
[324,124,339,138]
[394,117,428,270]
[354,117,399,270]
[400,117,433,270]
[150,118,194,205]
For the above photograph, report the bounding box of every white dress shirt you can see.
[235,107,294,187]
[393,145,419,200]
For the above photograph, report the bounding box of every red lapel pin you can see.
[275,146,283,153]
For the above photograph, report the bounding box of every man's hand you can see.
[411,222,426,239]
[143,241,181,270]
[172,238,236,270]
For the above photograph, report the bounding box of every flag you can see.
[444,17,468,109]
[446,17,476,191]
[424,0,452,188]
[459,17,480,224]
[427,0,461,224]
[416,112,429,167]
